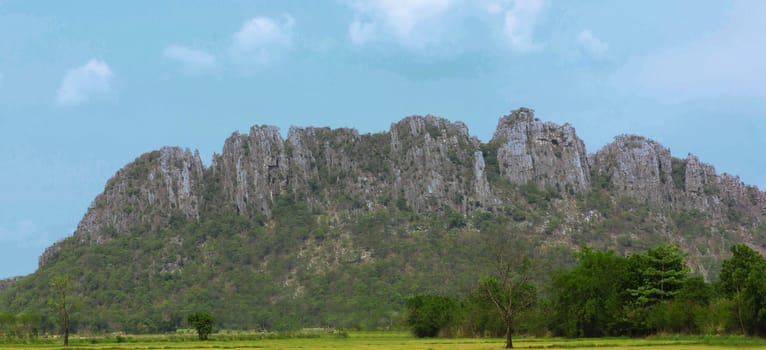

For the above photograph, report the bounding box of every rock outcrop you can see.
[682,153,766,224]
[591,135,674,203]
[591,137,766,225]
[491,108,591,194]
[37,108,766,270]
[77,146,204,241]
[39,147,204,266]
[211,126,288,216]
[389,116,491,212]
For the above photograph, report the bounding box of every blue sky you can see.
[1,0,764,278]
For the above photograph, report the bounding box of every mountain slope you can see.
[2,108,765,332]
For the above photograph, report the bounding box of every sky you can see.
[1,0,765,278]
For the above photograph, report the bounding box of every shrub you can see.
[187,312,214,340]
[405,295,459,338]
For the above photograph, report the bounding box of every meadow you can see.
[3,332,766,350]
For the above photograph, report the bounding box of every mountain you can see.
[2,108,765,332]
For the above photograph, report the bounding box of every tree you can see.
[719,244,766,336]
[49,275,77,346]
[480,255,536,348]
[550,247,628,337]
[187,312,214,340]
[627,245,689,306]
[404,294,458,337]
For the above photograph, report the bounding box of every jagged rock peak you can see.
[591,134,674,203]
[214,126,288,217]
[491,108,591,194]
[390,115,471,140]
[389,115,489,212]
[39,146,204,267]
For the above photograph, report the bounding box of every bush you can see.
[187,312,214,340]
[405,295,459,338]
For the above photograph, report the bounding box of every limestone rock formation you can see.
[680,153,765,224]
[389,116,490,212]
[491,108,591,194]
[591,135,674,203]
[39,147,204,266]
[211,126,288,216]
[36,108,766,271]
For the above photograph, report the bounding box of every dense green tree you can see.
[719,244,766,336]
[627,245,689,306]
[645,277,713,334]
[550,248,628,337]
[404,295,459,338]
[187,312,214,340]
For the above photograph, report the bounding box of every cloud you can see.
[500,0,546,53]
[346,0,454,47]
[345,0,547,52]
[230,14,295,64]
[55,59,113,106]
[611,2,766,102]
[163,45,217,74]
[577,30,608,57]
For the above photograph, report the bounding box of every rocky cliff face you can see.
[389,116,491,212]
[39,147,204,266]
[591,135,674,203]
[682,160,766,227]
[491,108,591,194]
[37,108,766,271]
[212,126,288,217]
[591,136,765,226]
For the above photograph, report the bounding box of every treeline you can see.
[406,244,766,338]
[0,313,43,338]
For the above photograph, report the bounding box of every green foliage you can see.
[670,157,687,190]
[187,312,214,340]
[676,209,706,237]
[550,248,628,337]
[0,312,42,338]
[479,142,501,183]
[627,245,689,306]
[404,295,458,338]
[550,246,715,337]
[517,182,555,207]
[719,244,766,336]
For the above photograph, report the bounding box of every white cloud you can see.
[346,0,454,47]
[611,2,766,102]
[345,0,547,52]
[163,45,217,74]
[577,30,608,57]
[500,0,546,53]
[230,14,295,64]
[55,59,113,106]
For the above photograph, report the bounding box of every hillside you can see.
[1,108,765,332]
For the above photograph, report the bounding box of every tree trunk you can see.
[64,310,69,346]
[505,321,513,349]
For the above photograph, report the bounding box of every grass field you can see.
[3,332,766,350]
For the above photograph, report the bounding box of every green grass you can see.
[2,332,766,350]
